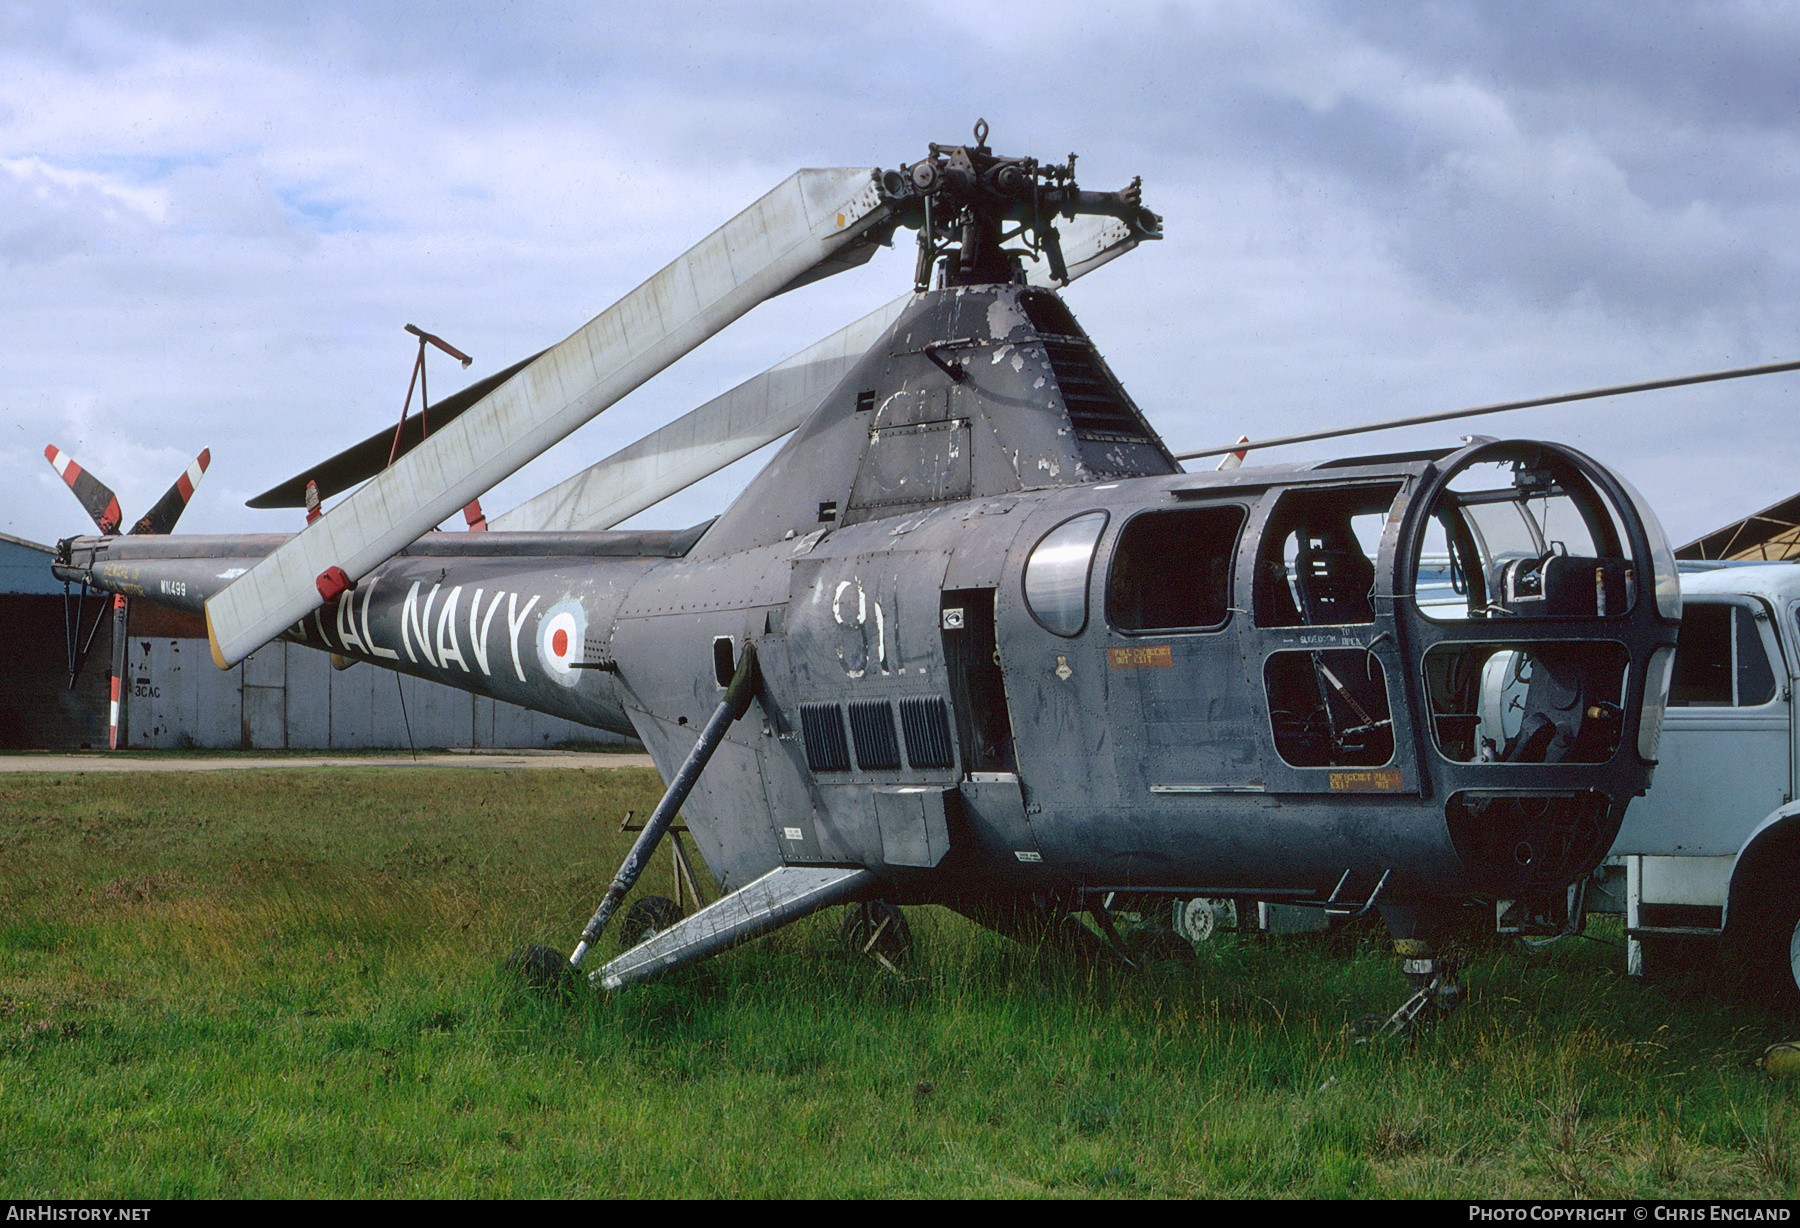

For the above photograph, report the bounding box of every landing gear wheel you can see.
[1176,897,1234,943]
[505,944,575,997]
[839,901,913,969]
[618,895,685,951]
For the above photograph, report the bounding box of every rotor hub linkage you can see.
[882,120,1161,289]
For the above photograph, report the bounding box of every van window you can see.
[1670,603,1775,707]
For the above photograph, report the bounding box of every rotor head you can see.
[881,119,1162,289]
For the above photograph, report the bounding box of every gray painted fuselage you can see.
[55,282,1679,921]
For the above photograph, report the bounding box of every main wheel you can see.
[504,944,575,997]
[838,901,913,966]
[618,895,685,951]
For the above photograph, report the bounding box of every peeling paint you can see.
[832,578,867,625]
[986,295,1028,341]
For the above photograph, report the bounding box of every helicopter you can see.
[51,125,1703,1028]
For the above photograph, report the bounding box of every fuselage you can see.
[57,433,1680,914]
[53,282,1682,916]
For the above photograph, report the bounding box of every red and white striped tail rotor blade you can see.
[44,444,124,534]
[133,449,212,535]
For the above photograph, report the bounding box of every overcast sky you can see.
[4,1,1797,554]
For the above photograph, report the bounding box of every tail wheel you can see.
[618,895,684,951]
[839,901,913,967]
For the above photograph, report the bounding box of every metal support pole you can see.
[568,643,760,970]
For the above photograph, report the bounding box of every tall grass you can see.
[1,768,1795,1198]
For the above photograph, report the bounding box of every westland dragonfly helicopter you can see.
[54,125,1732,1027]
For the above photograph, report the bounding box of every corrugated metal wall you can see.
[125,637,627,751]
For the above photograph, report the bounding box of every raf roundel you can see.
[536,598,587,686]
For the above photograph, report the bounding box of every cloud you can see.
[0,1,1795,553]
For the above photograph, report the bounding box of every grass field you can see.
[2,765,1796,1199]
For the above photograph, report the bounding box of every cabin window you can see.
[1254,485,1399,628]
[1670,603,1775,707]
[1023,512,1108,637]
[1265,649,1394,767]
[1107,505,1244,632]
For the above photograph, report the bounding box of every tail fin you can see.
[131,449,211,535]
[44,444,124,534]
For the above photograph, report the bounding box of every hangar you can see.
[1,533,625,752]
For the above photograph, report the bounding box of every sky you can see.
[3,1,1797,555]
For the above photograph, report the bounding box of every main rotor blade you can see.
[205,167,893,668]
[1023,212,1160,285]
[489,297,911,533]
[491,210,1152,534]
[1175,358,1800,463]
[246,352,545,508]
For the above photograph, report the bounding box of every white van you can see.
[1602,562,1800,1000]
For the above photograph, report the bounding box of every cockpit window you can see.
[1413,454,1633,622]
[1023,511,1107,637]
[1108,505,1244,632]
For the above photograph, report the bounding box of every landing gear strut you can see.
[1361,905,1466,1038]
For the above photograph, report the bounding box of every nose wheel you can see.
[1356,914,1467,1039]
[1363,946,1464,1038]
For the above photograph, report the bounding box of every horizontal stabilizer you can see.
[596,865,876,990]
[246,352,545,508]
